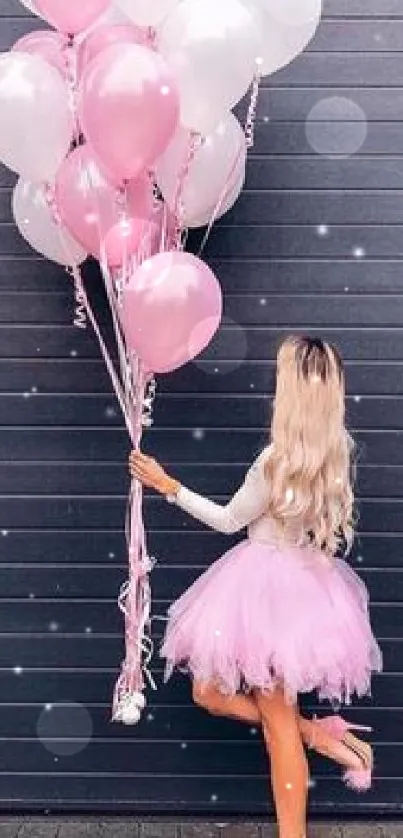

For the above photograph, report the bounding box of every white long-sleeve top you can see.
[171,448,277,542]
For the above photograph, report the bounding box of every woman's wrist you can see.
[158,475,181,497]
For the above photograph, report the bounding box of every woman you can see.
[130,336,382,838]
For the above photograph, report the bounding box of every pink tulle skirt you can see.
[161,539,382,703]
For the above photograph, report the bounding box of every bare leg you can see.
[192,681,260,724]
[256,689,308,838]
[192,685,364,773]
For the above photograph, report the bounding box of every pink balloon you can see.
[78,23,149,76]
[35,0,111,34]
[103,217,159,268]
[122,252,223,374]
[12,30,66,76]
[55,145,153,258]
[80,43,179,182]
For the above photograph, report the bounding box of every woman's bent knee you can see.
[192,682,223,715]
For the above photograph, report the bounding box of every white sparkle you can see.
[317,224,329,237]
[181,742,188,750]
[286,782,293,790]
[354,396,361,403]
[31,386,38,394]
[13,666,23,676]
[353,246,365,259]
[308,777,317,789]
[344,286,349,292]
[214,367,219,374]
[211,794,218,802]
[214,629,221,637]
[263,115,270,123]
[1,530,8,537]
[250,727,258,736]
[70,350,78,358]
[357,554,364,563]
[105,406,116,418]
[108,552,115,559]
[48,622,59,633]
[260,298,267,306]
[147,713,154,722]
[29,593,35,600]
[23,392,30,399]
[85,627,92,634]
[192,428,205,441]
[45,704,53,712]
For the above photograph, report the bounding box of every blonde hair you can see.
[265,336,355,556]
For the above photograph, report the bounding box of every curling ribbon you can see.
[198,69,261,257]
[112,359,158,724]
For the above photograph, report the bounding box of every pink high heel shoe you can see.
[312,715,373,792]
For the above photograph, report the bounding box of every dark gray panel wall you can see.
[0,0,401,816]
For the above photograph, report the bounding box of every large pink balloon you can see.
[78,23,149,76]
[80,43,179,182]
[122,252,223,374]
[12,30,66,75]
[56,145,153,258]
[35,0,111,34]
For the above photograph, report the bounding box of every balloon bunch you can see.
[4,0,322,722]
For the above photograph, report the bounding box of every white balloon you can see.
[190,167,246,229]
[156,113,246,228]
[13,179,87,266]
[117,0,178,26]
[159,0,259,135]
[245,0,322,77]
[0,52,73,182]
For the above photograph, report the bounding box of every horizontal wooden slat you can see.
[0,703,390,742]
[250,122,403,155]
[0,459,402,498]
[312,20,403,51]
[6,358,403,395]
[245,159,403,191]
[209,263,403,296]
[324,0,403,16]
[1,394,403,430]
[0,667,391,708]
[0,563,399,603]
[1,428,403,464]
[205,227,403,259]
[229,192,403,226]
[0,775,401,814]
[256,89,403,122]
[165,364,403,396]
[0,529,392,568]
[273,53,403,87]
[3,259,403,297]
[6,739,403,778]
[0,599,390,637]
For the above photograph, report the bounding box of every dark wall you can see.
[0,0,402,816]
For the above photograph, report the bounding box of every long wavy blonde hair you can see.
[265,336,355,556]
